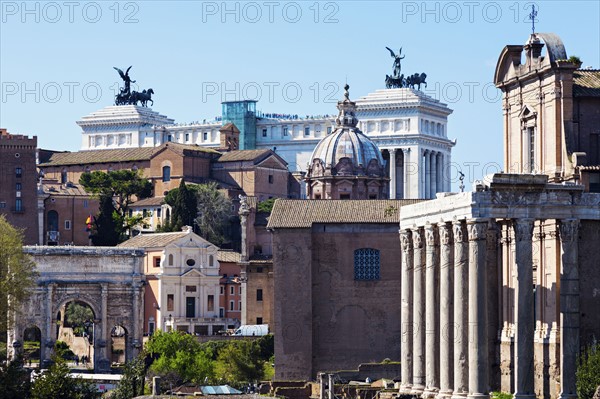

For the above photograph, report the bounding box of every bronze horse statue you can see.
[405,73,427,90]
[130,88,154,107]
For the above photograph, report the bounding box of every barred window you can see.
[354,248,380,280]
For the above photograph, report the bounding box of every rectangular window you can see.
[256,289,263,301]
[167,294,174,311]
[143,209,148,218]
[304,126,310,136]
[220,286,224,295]
[154,257,161,268]
[268,175,273,184]
[186,297,195,318]
[230,286,234,295]
[256,317,263,325]
[157,208,161,217]
[283,127,288,136]
[239,286,242,295]
[239,301,242,312]
[207,295,214,312]
[185,133,190,142]
[262,128,267,137]
[528,127,535,173]
[354,248,381,280]
[15,167,22,178]
[83,200,88,208]
[149,322,155,335]
[167,135,172,142]
[16,183,22,191]
[327,126,332,135]
[14,199,22,212]
[64,220,71,230]
[203,132,208,141]
[229,300,234,311]
[219,307,225,317]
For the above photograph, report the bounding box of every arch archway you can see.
[23,326,42,368]
[110,325,127,365]
[56,299,97,370]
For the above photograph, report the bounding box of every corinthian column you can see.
[439,222,454,398]
[412,227,426,395]
[513,219,535,399]
[558,219,579,399]
[467,219,489,399]
[400,229,414,393]
[424,223,440,398]
[452,221,468,399]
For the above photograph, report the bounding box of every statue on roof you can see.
[384,47,427,91]
[113,66,155,107]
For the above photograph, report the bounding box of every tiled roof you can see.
[217,250,241,263]
[118,231,188,248]
[131,197,165,207]
[267,199,423,229]
[574,70,600,97]
[216,149,272,162]
[38,142,219,167]
[43,183,90,196]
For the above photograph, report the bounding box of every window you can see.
[185,133,189,142]
[0,202,6,208]
[203,132,208,141]
[186,297,195,318]
[207,295,214,312]
[256,289,263,301]
[167,135,172,142]
[64,220,71,230]
[209,255,214,267]
[304,126,310,136]
[162,166,171,182]
[327,126,332,135]
[157,208,161,217]
[239,301,242,312]
[61,169,67,184]
[186,258,196,266]
[167,294,174,311]
[229,301,234,311]
[154,257,161,267]
[168,254,173,265]
[142,209,148,218]
[230,286,234,295]
[256,267,263,273]
[340,193,351,200]
[14,199,22,212]
[262,128,267,137]
[186,285,197,292]
[83,200,88,208]
[149,322,155,335]
[220,286,224,295]
[354,248,380,280]
[15,167,22,178]
[268,175,273,184]
[528,126,535,172]
[219,308,225,317]
[239,286,242,295]
[16,183,21,191]
[590,173,600,193]
[256,317,263,325]
[283,127,288,136]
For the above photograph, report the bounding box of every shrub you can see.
[577,341,600,399]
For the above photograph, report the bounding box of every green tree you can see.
[79,169,152,244]
[577,341,600,399]
[0,356,32,399]
[110,354,146,399]
[195,182,232,245]
[163,180,198,232]
[257,198,276,213]
[0,215,37,334]
[64,302,93,336]
[213,340,265,384]
[30,356,99,399]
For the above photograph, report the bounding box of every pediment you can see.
[519,105,537,120]
[257,155,288,170]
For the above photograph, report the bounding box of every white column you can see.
[412,227,426,395]
[425,151,431,199]
[424,223,439,398]
[439,222,454,398]
[400,229,414,393]
[390,149,397,199]
[558,219,579,399]
[430,151,438,198]
[467,219,489,399]
[403,149,410,199]
[452,221,469,399]
[513,219,535,399]
[437,153,443,193]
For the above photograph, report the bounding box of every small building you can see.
[118,227,235,335]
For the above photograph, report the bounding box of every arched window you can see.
[168,254,173,266]
[354,248,380,280]
[162,166,171,182]
[47,210,59,232]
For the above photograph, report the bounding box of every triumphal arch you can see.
[7,246,145,372]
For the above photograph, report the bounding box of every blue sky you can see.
[1,1,599,184]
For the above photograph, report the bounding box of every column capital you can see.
[425,223,438,247]
[558,219,579,243]
[452,220,466,243]
[513,218,535,242]
[439,222,453,246]
[467,219,489,241]
[401,229,413,251]
[402,148,410,154]
[412,227,424,249]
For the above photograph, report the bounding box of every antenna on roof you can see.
[528,4,538,34]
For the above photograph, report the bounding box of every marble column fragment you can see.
[513,219,535,399]
[452,221,468,399]
[558,219,579,399]
[467,219,489,399]
[400,229,414,393]
[412,227,426,395]
[439,222,454,398]
[424,223,440,398]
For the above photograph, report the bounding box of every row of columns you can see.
[385,148,448,200]
[400,218,579,399]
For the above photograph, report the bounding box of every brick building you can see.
[0,129,39,244]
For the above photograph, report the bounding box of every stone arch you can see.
[110,325,128,364]
[53,295,100,322]
[22,325,42,366]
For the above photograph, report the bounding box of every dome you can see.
[308,85,384,177]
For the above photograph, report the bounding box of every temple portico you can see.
[399,174,600,399]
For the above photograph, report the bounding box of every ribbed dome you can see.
[309,84,384,175]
